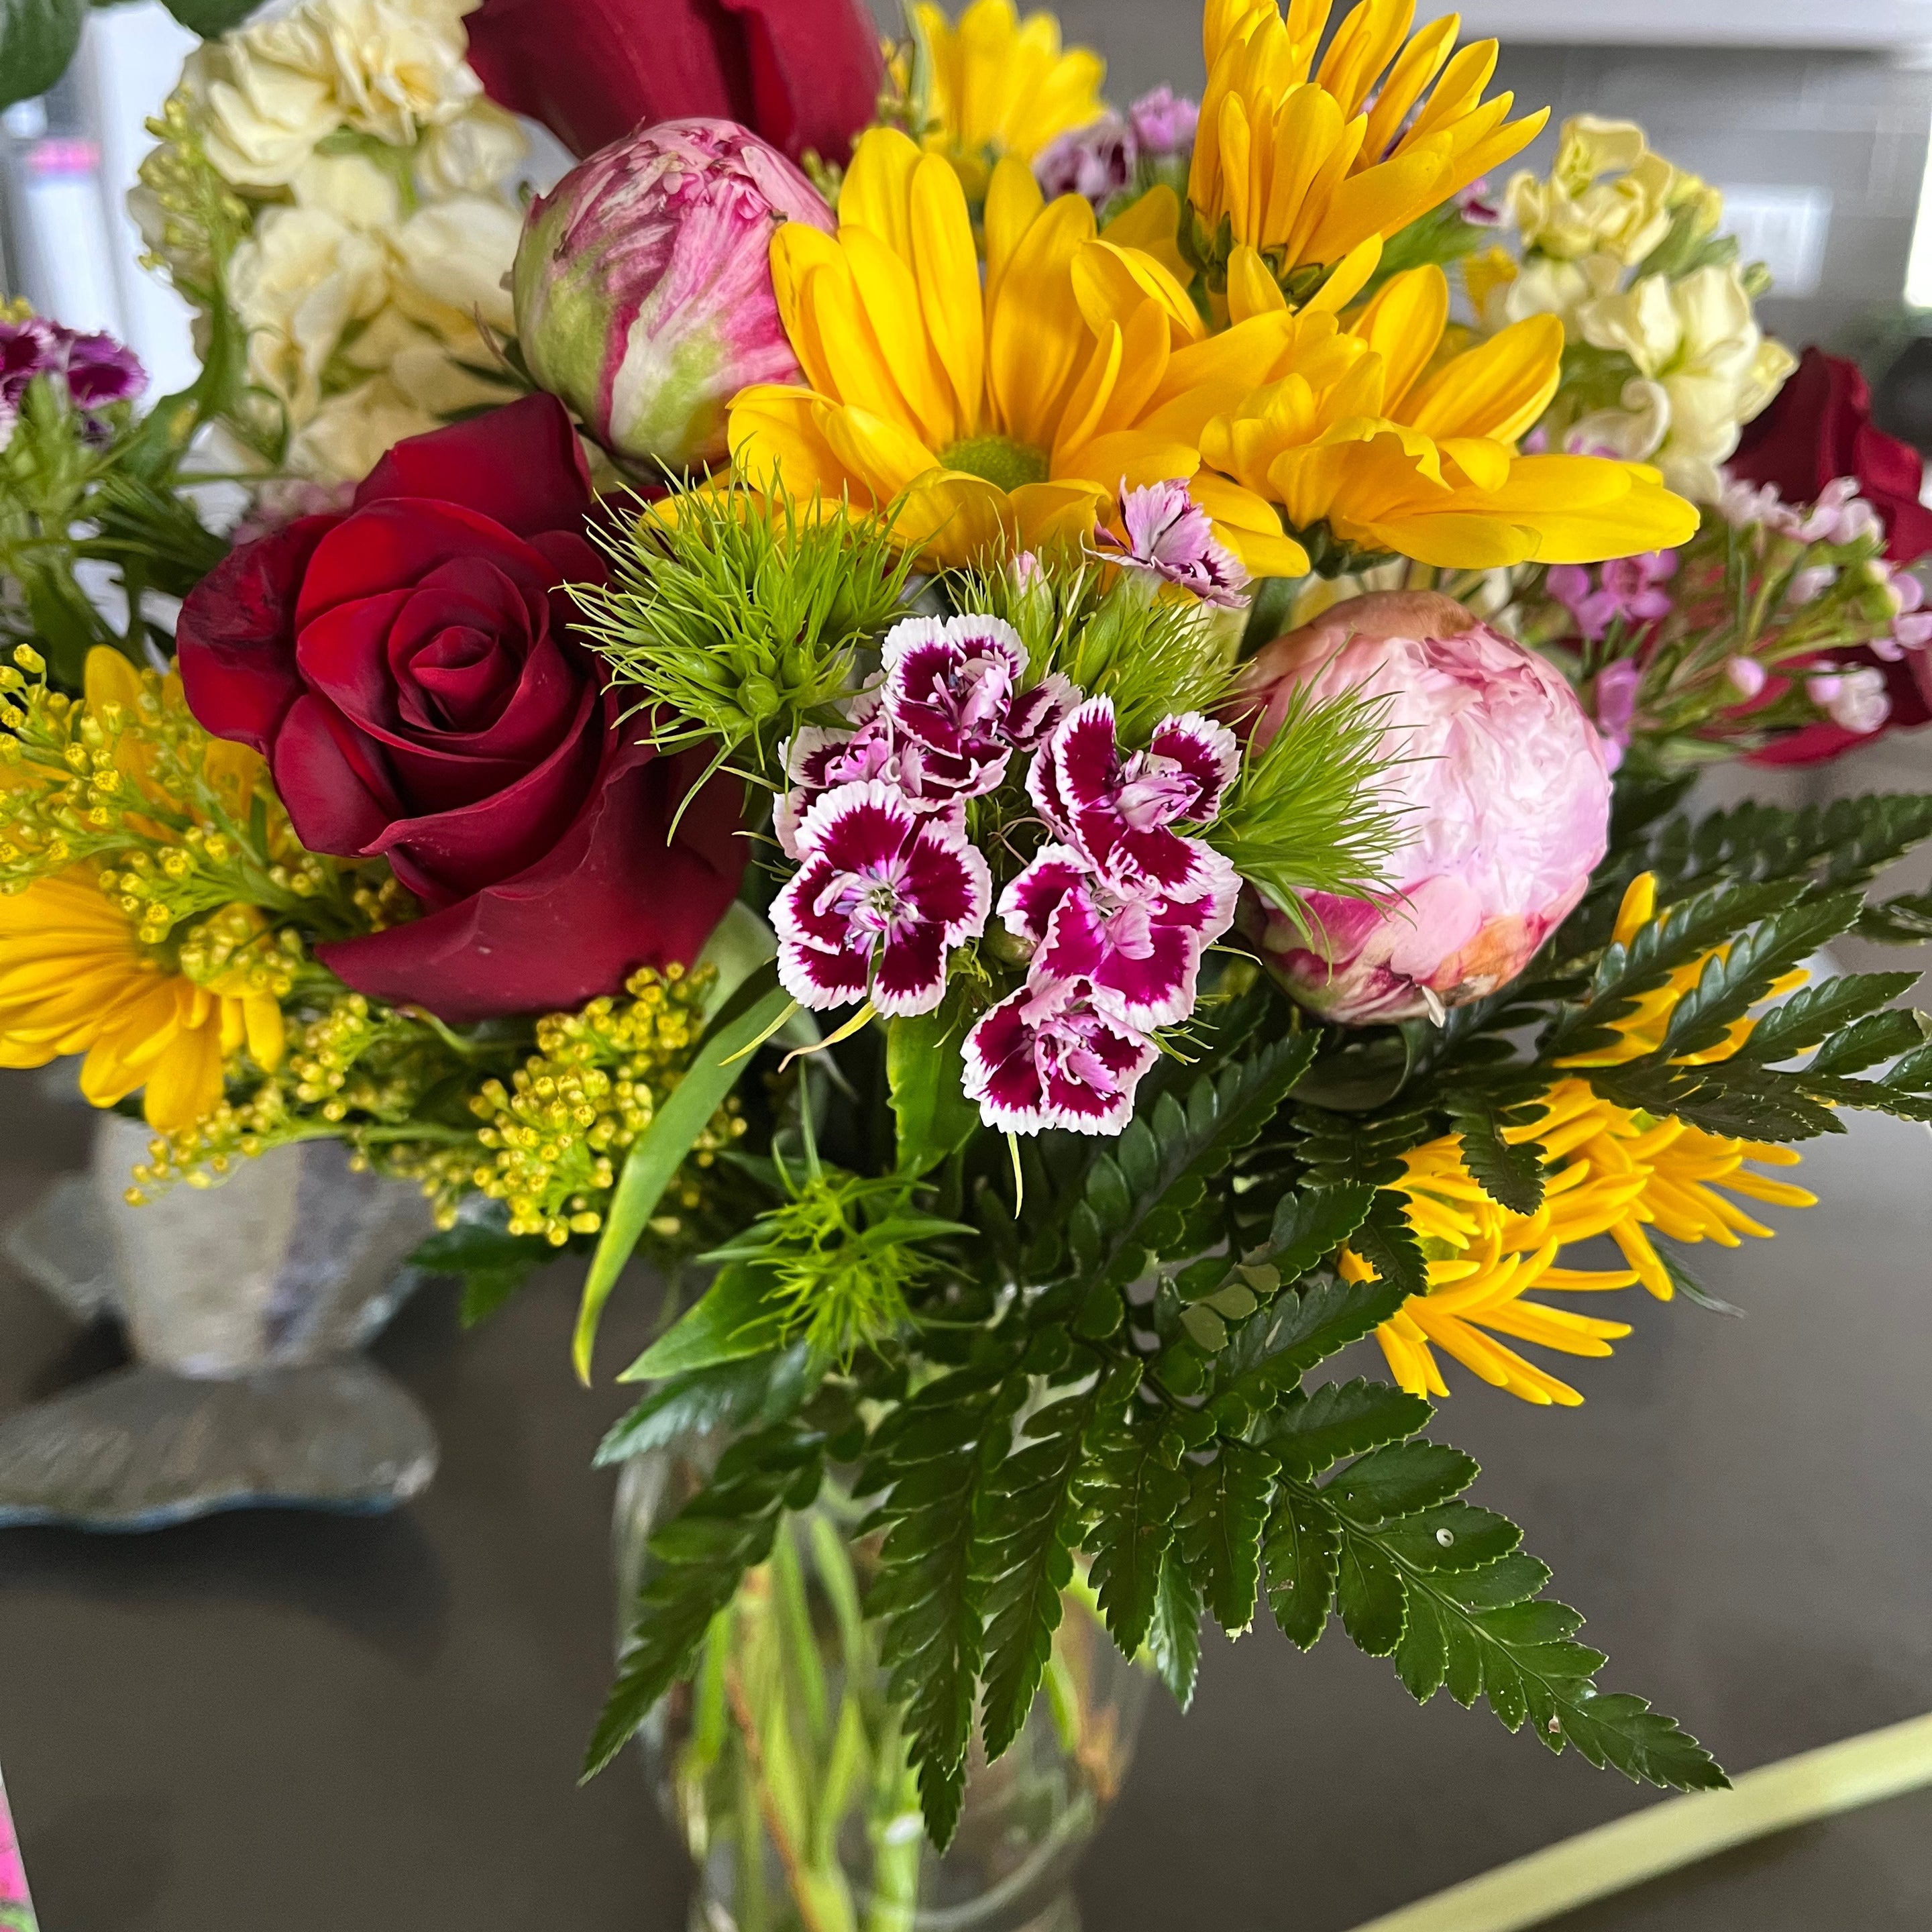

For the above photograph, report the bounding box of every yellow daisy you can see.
[1189,0,1546,292]
[1197,262,1701,567]
[0,870,284,1132]
[904,0,1108,199]
[730,125,1307,573]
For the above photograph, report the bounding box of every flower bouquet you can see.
[9,0,1932,1920]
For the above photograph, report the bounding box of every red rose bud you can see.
[463,0,883,167]
[176,394,743,1022]
[514,118,833,474]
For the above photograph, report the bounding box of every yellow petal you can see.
[1401,312,1563,442]
[1303,233,1383,313]
[838,127,924,262]
[983,156,1045,315]
[910,154,985,441]
[1099,184,1191,286]
[1226,244,1287,324]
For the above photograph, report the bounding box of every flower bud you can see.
[513,117,834,474]
[1240,592,1612,1026]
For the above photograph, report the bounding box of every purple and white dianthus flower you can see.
[773,780,991,1017]
[1030,696,1238,894]
[1095,478,1249,608]
[881,613,1075,805]
[0,317,144,450]
[774,702,900,858]
[962,973,1160,1137]
[1000,841,1238,1030]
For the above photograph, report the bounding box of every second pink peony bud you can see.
[1242,592,1612,1026]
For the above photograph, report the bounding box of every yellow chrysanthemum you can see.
[905,0,1107,199]
[1350,869,1817,1406]
[730,125,1307,573]
[1189,0,1546,290]
[0,870,284,1132]
[1197,261,1701,567]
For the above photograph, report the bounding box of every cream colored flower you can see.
[416,102,529,199]
[252,0,480,148]
[289,375,439,481]
[229,203,388,421]
[393,195,521,335]
[290,148,403,231]
[1576,264,1799,498]
[1506,116,1676,266]
[176,39,341,189]
[1466,245,1623,335]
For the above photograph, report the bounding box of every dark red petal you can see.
[317,747,745,1022]
[353,392,594,539]
[268,694,400,857]
[176,514,338,751]
[294,500,557,630]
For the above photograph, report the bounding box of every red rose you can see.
[176,394,743,1022]
[463,0,883,167]
[1729,347,1932,764]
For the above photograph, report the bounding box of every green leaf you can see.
[408,1212,551,1329]
[1147,1545,1203,1709]
[1326,1441,1479,1524]
[978,1360,1120,1761]
[594,1345,816,1466]
[1263,1485,1338,1650]
[888,989,983,1177]
[1242,1271,1407,1395]
[1082,1417,1191,1656]
[1083,1032,1319,1295]
[1336,1528,1407,1656]
[617,1261,790,1380]
[1801,1006,1926,1078]
[1,0,84,112]
[1348,1190,1428,1302]
[1263,1181,1378,1278]
[1175,1441,1274,1635]
[866,1367,1018,1849]
[584,1424,822,1782]
[1260,1379,1431,1479]
[574,967,790,1383]
[162,0,261,31]
[1735,971,1920,1067]
[1445,1093,1545,1217]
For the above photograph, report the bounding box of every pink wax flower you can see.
[1546,551,1676,642]
[1095,478,1249,608]
[1240,592,1612,1027]
[1591,657,1642,771]
[1727,656,1769,700]
[773,779,991,1016]
[0,1774,30,1911]
[513,117,834,473]
[963,973,1159,1136]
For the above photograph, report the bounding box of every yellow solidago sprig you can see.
[1186,0,1546,301]
[888,0,1109,204]
[461,965,745,1248]
[0,644,394,1133]
[1346,871,1818,1406]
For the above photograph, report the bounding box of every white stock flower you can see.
[1577,264,1799,500]
[290,148,403,230]
[177,39,341,189]
[229,203,388,421]
[289,375,440,482]
[1506,117,1678,266]
[417,103,529,199]
[250,0,480,148]
[394,195,521,335]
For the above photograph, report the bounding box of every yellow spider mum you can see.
[1189,0,1546,290]
[1197,261,1700,566]
[0,871,284,1132]
[1350,869,1817,1406]
[904,0,1108,199]
[730,125,1307,573]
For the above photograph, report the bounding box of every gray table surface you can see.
[0,1071,1928,1931]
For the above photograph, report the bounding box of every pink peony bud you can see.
[1239,592,1612,1027]
[513,117,835,474]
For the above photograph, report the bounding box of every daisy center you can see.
[941,435,1050,492]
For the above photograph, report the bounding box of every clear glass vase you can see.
[614,1436,1150,1932]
